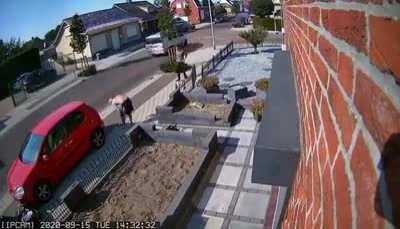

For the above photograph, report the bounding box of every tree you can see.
[44,24,61,46]
[23,37,45,50]
[251,0,274,17]
[215,4,227,17]
[231,1,240,14]
[69,14,88,69]
[239,29,266,53]
[156,9,176,39]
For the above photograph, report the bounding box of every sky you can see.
[0,0,134,42]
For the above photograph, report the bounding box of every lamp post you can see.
[207,0,216,50]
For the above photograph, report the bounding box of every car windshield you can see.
[19,133,44,164]
[146,37,162,44]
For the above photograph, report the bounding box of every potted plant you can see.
[199,76,219,93]
[255,78,269,99]
[251,99,264,121]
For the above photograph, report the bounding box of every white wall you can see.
[55,24,92,59]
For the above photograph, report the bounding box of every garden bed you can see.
[71,142,201,222]
[180,101,226,120]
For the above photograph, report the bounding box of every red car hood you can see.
[7,158,35,193]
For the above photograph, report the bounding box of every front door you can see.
[111,29,120,50]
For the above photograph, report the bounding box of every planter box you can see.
[156,89,241,127]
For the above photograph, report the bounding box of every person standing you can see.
[122,97,134,124]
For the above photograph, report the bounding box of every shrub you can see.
[160,61,191,73]
[78,64,97,77]
[253,16,282,31]
[252,99,264,121]
[255,78,269,91]
[160,62,176,73]
[200,76,219,91]
[239,29,266,53]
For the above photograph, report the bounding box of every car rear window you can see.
[19,133,44,164]
[146,37,162,44]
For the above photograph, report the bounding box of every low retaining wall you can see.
[155,89,240,127]
[127,124,218,228]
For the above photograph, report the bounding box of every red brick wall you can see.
[281,0,400,228]
[171,0,201,24]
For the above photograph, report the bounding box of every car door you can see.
[40,122,69,183]
[62,110,88,171]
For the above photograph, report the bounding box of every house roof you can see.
[64,7,138,31]
[114,1,160,21]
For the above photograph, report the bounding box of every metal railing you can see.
[201,41,234,79]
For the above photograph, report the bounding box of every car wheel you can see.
[91,128,105,149]
[184,40,188,46]
[34,181,52,203]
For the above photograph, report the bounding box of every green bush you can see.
[252,99,264,121]
[160,61,191,73]
[255,78,269,91]
[78,64,97,77]
[200,76,219,91]
[160,62,176,73]
[253,16,282,31]
[0,48,41,99]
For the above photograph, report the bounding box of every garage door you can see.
[91,33,108,54]
[126,24,139,38]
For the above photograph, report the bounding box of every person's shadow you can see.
[375,133,400,227]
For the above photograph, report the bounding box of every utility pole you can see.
[207,0,216,50]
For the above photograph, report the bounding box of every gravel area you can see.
[182,102,226,119]
[71,142,201,222]
[217,47,280,91]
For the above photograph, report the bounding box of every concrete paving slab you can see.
[210,164,242,187]
[227,131,254,147]
[229,220,264,229]
[234,118,257,131]
[197,187,235,214]
[233,192,270,219]
[186,213,224,229]
[243,168,272,191]
[219,146,248,165]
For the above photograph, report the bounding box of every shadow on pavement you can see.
[74,190,110,213]
[186,43,204,53]
[0,115,10,132]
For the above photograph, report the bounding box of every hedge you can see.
[253,16,282,31]
[0,48,41,99]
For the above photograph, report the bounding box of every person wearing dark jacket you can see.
[122,97,134,124]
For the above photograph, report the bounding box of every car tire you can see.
[34,181,52,203]
[91,128,105,149]
[184,40,188,46]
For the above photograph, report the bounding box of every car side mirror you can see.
[41,154,49,162]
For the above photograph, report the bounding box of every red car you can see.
[7,101,105,205]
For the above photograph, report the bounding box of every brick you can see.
[309,7,320,26]
[354,70,400,149]
[321,96,339,162]
[308,26,318,46]
[322,9,367,53]
[338,53,354,97]
[370,16,400,82]
[312,152,321,219]
[311,50,329,88]
[318,136,328,171]
[319,36,338,71]
[350,134,385,228]
[332,153,352,229]
[322,168,334,229]
[328,79,357,151]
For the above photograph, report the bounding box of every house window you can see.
[126,24,139,39]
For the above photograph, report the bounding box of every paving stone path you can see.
[186,110,278,229]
